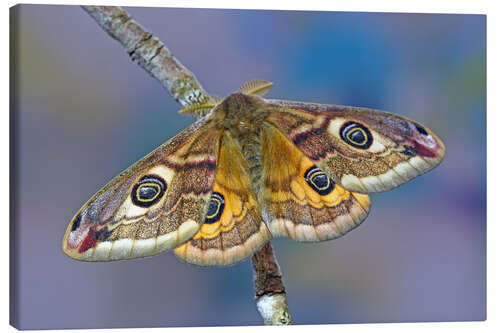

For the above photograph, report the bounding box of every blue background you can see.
[11,5,485,329]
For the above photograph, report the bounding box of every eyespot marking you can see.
[340,122,373,149]
[131,175,167,207]
[205,192,225,224]
[305,166,335,195]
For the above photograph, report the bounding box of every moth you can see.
[63,80,445,266]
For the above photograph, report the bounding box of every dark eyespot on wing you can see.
[340,121,373,149]
[312,173,328,188]
[349,129,366,144]
[204,192,225,224]
[305,166,335,195]
[138,185,160,200]
[131,175,167,207]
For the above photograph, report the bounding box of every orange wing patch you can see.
[174,133,271,266]
[261,123,371,242]
[192,181,252,240]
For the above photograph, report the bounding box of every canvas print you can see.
[10,4,486,329]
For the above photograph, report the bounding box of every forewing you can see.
[63,116,222,261]
[264,99,445,193]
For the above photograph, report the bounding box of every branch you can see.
[252,242,293,325]
[81,6,210,108]
[82,6,292,325]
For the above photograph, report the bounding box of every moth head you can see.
[222,92,265,111]
[177,79,273,118]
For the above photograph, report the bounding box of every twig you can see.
[81,6,292,325]
[82,6,210,108]
[252,242,293,325]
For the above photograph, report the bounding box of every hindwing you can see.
[174,133,271,266]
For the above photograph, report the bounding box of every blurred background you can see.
[10,5,485,329]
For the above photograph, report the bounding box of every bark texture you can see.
[252,242,293,325]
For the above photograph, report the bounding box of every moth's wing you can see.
[63,116,222,261]
[264,99,445,193]
[261,123,370,241]
[174,133,271,266]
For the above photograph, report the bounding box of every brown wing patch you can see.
[63,116,222,261]
[174,133,271,266]
[261,123,370,242]
[265,100,445,193]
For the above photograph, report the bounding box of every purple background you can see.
[10,5,486,329]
